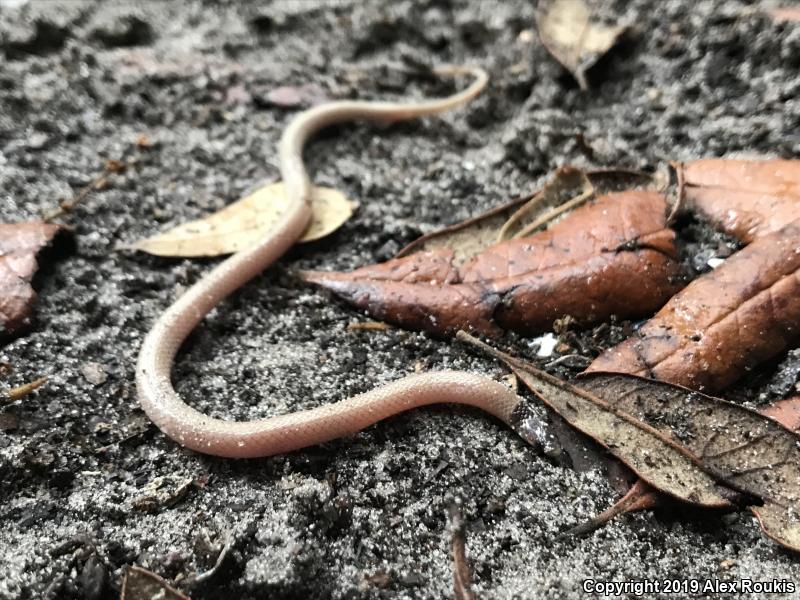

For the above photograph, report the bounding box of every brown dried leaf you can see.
[131,474,197,513]
[0,221,60,337]
[497,166,594,241]
[761,396,800,430]
[579,372,800,551]
[132,183,354,257]
[676,159,800,243]
[396,167,660,262]
[536,0,627,89]
[587,221,800,392]
[302,188,681,337]
[121,566,190,600]
[457,332,732,509]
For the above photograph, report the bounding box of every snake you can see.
[135,65,532,458]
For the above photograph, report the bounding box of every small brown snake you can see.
[136,66,529,458]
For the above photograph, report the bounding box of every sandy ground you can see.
[2,0,800,598]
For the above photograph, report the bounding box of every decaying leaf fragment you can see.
[676,159,800,243]
[462,331,800,551]
[302,170,681,337]
[121,566,190,600]
[457,332,732,509]
[536,0,627,89]
[579,372,800,551]
[761,396,800,430]
[0,221,60,337]
[132,182,355,257]
[588,221,800,392]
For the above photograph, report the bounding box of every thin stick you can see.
[2,376,47,404]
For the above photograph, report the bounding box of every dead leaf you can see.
[497,166,594,240]
[587,221,800,392]
[579,372,800,551]
[132,182,355,257]
[676,159,800,243]
[536,0,627,89]
[0,222,60,336]
[121,566,190,600]
[302,182,681,337]
[131,474,198,512]
[463,331,800,551]
[761,396,800,430]
[457,332,733,509]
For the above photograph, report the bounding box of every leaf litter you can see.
[0,221,61,337]
[536,0,628,89]
[131,182,355,257]
[301,167,681,337]
[588,221,800,392]
[459,331,800,552]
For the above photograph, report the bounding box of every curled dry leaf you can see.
[676,159,800,243]
[0,221,60,337]
[302,169,681,337]
[579,372,800,551]
[131,182,355,257]
[121,565,190,600]
[457,332,732,509]
[463,331,800,551]
[536,0,627,89]
[588,221,800,392]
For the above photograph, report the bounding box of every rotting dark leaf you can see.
[121,565,190,600]
[456,332,732,509]
[675,159,800,243]
[587,221,800,392]
[0,222,60,337]
[302,180,682,337]
[536,0,627,89]
[579,372,800,551]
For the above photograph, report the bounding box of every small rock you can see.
[254,84,329,108]
[81,362,108,386]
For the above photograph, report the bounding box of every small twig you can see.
[347,321,392,332]
[450,506,475,600]
[189,531,233,586]
[560,479,660,538]
[2,376,47,404]
[43,147,139,223]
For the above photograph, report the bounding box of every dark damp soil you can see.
[2,1,800,599]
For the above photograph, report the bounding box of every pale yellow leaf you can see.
[536,0,627,90]
[132,182,355,257]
